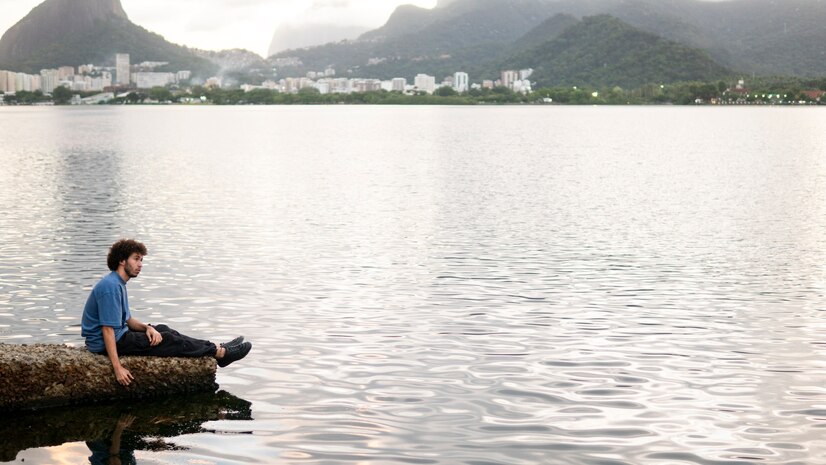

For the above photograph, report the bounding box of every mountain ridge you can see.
[272,0,826,79]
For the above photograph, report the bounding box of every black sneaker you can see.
[218,342,252,367]
[220,336,244,348]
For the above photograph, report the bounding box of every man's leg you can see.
[116,326,217,358]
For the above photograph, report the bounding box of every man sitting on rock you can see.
[81,239,251,386]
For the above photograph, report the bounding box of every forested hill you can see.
[270,0,826,80]
[504,15,731,88]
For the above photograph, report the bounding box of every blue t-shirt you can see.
[81,272,132,353]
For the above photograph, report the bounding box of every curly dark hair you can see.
[107,239,148,271]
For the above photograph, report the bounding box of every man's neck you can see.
[116,269,130,283]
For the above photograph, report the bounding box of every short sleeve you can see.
[95,290,124,327]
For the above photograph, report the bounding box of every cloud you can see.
[298,0,436,26]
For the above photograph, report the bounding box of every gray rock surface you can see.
[0,343,216,412]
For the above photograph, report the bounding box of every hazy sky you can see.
[0,0,438,57]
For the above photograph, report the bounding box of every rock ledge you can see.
[0,343,217,412]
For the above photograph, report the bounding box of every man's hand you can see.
[146,325,163,346]
[114,365,134,386]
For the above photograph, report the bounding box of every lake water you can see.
[0,105,825,465]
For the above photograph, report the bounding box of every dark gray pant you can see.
[114,324,217,358]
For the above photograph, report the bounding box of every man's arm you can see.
[126,317,162,346]
[103,326,133,386]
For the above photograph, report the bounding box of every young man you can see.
[81,239,252,386]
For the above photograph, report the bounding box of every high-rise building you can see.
[40,69,59,93]
[116,53,131,86]
[501,70,519,89]
[135,72,176,89]
[57,66,75,80]
[0,70,9,93]
[391,78,407,92]
[414,74,436,94]
[453,72,469,93]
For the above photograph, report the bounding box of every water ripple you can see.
[2,106,826,464]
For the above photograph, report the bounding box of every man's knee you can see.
[153,324,172,332]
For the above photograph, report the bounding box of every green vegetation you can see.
[154,78,825,106]
[3,76,822,107]
[1,90,50,104]
[504,15,731,89]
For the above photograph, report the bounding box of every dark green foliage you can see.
[504,15,731,88]
[2,90,48,104]
[184,86,530,106]
[511,13,580,52]
[434,86,458,97]
[148,86,173,102]
[51,86,73,104]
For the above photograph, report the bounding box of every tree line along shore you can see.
[3,77,825,106]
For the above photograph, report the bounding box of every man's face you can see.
[121,253,144,278]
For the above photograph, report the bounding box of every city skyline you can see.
[0,50,534,99]
[0,0,438,58]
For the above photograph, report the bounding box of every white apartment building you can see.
[414,74,436,94]
[116,53,130,86]
[329,78,352,94]
[512,79,532,94]
[315,81,330,94]
[40,69,59,93]
[0,70,11,93]
[391,78,407,92]
[281,77,298,93]
[501,70,519,89]
[57,66,75,79]
[14,73,36,92]
[70,76,91,92]
[453,72,469,93]
[353,79,381,93]
[135,72,176,89]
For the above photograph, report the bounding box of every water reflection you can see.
[0,391,252,463]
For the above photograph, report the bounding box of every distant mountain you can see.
[359,4,436,43]
[268,23,369,57]
[597,0,826,76]
[510,13,579,52]
[0,0,217,77]
[270,0,826,81]
[504,15,731,88]
[269,0,569,79]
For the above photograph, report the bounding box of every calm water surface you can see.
[0,106,825,465]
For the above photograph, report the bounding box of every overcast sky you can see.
[0,0,438,57]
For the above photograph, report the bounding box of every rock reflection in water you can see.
[0,390,252,463]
